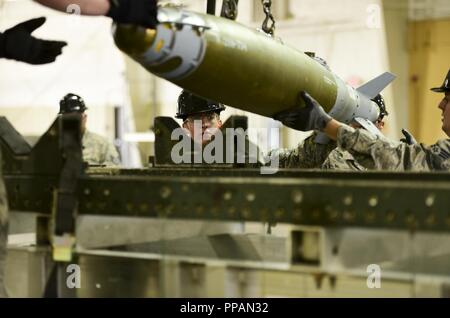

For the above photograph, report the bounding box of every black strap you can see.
[43,115,83,298]
[54,115,82,236]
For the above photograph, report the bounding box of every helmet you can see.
[176,90,225,121]
[371,94,388,120]
[59,93,87,114]
[431,69,450,93]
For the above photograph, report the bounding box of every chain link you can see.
[221,0,239,20]
[261,0,276,36]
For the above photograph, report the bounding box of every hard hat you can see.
[59,93,87,114]
[431,69,450,93]
[176,90,225,120]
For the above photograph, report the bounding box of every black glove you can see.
[400,128,418,145]
[107,0,158,28]
[274,91,332,131]
[0,17,67,65]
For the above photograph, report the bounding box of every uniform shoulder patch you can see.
[431,140,450,160]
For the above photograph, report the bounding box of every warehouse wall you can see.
[383,0,410,133]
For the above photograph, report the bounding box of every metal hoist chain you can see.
[221,0,239,20]
[261,0,276,36]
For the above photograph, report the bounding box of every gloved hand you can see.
[274,91,332,131]
[400,128,418,145]
[0,17,67,65]
[107,0,158,28]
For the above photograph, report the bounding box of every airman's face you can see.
[438,92,450,137]
[182,112,222,145]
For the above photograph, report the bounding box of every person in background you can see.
[59,93,121,166]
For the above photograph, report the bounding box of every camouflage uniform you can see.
[322,147,372,171]
[269,132,337,168]
[82,130,120,166]
[336,125,450,171]
[0,150,8,297]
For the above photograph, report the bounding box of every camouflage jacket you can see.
[268,132,337,169]
[337,125,450,171]
[82,130,121,167]
[322,147,372,171]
